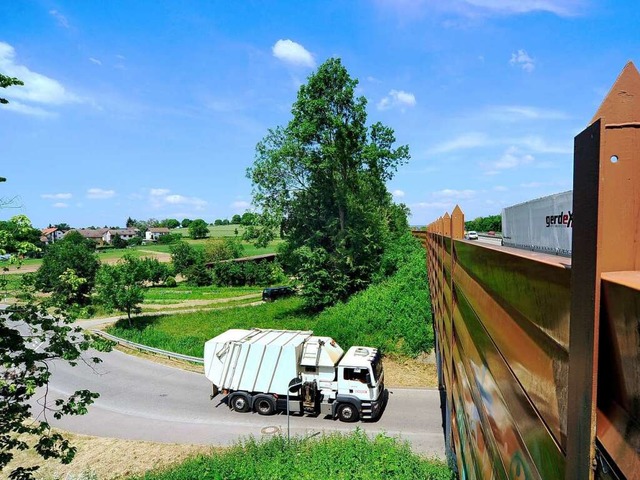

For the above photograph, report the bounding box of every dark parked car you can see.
[262,286,295,302]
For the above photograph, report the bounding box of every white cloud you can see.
[0,42,83,116]
[86,188,115,199]
[486,105,569,121]
[377,90,417,111]
[165,194,206,207]
[412,201,454,210]
[41,193,72,200]
[493,186,508,192]
[272,39,315,68]
[149,189,207,210]
[89,57,102,66]
[392,189,405,198]
[510,49,535,72]
[486,146,535,175]
[49,9,70,28]
[231,201,251,211]
[2,101,54,117]
[428,132,490,154]
[462,0,583,16]
[375,0,584,18]
[433,189,477,200]
[428,132,571,156]
[518,136,572,154]
[52,202,69,208]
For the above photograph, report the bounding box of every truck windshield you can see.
[371,355,383,383]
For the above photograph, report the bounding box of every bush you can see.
[164,276,177,288]
[129,430,451,480]
[170,242,201,275]
[314,234,432,357]
[157,233,182,245]
[211,260,286,287]
[204,237,244,263]
[111,234,128,249]
[128,236,143,247]
[185,262,212,287]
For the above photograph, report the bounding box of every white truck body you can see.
[501,190,573,257]
[204,328,386,422]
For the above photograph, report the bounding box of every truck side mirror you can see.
[288,378,302,393]
[365,373,372,387]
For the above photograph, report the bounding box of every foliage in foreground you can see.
[0,282,111,480]
[130,430,451,480]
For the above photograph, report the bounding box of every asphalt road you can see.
[36,348,446,459]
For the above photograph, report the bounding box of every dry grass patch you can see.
[384,355,438,389]
[2,432,214,480]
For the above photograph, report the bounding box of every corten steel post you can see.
[449,206,464,465]
[566,61,640,480]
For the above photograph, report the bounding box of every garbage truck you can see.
[204,328,387,422]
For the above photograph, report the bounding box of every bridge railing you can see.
[417,62,640,480]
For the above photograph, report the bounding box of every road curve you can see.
[36,348,446,459]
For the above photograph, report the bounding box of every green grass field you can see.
[128,430,451,480]
[107,297,311,357]
[177,224,246,238]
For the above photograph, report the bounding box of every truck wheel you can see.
[230,395,250,413]
[337,403,359,423]
[254,396,275,415]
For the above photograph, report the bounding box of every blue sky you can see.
[1,0,638,228]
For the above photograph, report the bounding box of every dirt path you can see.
[142,293,261,310]
[79,300,263,330]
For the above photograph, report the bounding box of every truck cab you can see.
[334,346,385,421]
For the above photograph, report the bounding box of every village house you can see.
[105,228,139,243]
[145,227,170,241]
[40,227,66,245]
[67,228,139,246]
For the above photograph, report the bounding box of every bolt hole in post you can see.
[611,154,619,163]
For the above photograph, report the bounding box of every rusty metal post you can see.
[566,61,640,480]
[451,205,464,240]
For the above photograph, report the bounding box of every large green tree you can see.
[248,58,410,309]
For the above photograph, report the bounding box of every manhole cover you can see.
[261,426,281,435]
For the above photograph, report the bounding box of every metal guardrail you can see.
[91,329,204,364]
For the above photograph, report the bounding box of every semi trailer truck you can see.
[204,328,386,422]
[501,190,573,256]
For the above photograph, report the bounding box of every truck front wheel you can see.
[337,403,359,423]
[230,394,250,413]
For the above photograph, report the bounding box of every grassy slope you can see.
[130,431,451,480]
